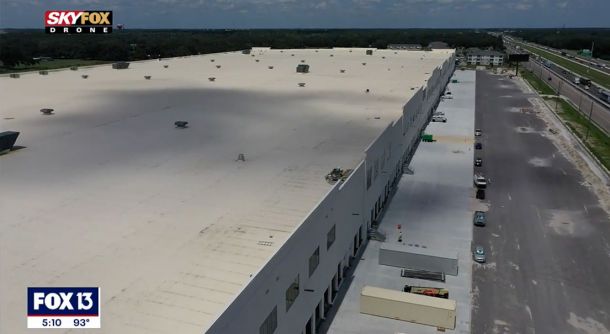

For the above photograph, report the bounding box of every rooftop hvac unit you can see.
[40,108,54,115]
[9,74,20,78]
[255,59,260,62]
[163,65,169,68]
[0,131,20,155]
[82,74,89,79]
[362,62,367,66]
[340,69,346,73]
[144,75,151,80]
[298,82,306,87]
[210,59,215,62]
[296,64,309,73]
[39,70,49,75]
[174,121,188,128]
[268,66,274,69]
[237,153,246,162]
[242,49,251,55]
[216,65,221,69]
[366,50,373,55]
[112,62,130,69]
[208,77,216,82]
[70,66,78,71]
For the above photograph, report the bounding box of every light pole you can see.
[585,100,594,141]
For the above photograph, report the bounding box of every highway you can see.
[472,71,610,334]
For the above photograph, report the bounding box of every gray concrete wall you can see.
[379,243,458,275]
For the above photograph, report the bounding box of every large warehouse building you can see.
[0,47,455,333]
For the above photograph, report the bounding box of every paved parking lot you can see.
[472,71,610,334]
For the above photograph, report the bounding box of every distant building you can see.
[427,41,451,49]
[387,44,422,50]
[465,48,504,66]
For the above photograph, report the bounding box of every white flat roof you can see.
[0,47,453,333]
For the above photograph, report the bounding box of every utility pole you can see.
[555,80,562,111]
[585,100,594,141]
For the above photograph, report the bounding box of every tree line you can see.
[511,28,610,60]
[0,29,504,69]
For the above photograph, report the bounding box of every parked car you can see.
[433,111,445,116]
[473,211,486,226]
[475,142,482,149]
[475,129,482,136]
[476,189,485,199]
[474,174,487,188]
[474,157,482,167]
[473,246,486,263]
[432,115,447,123]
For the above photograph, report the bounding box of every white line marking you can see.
[584,204,588,214]
[508,193,512,201]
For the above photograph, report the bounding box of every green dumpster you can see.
[421,133,433,142]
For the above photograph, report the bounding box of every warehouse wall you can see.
[206,53,455,334]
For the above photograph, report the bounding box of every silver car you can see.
[473,246,486,263]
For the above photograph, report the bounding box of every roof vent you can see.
[208,77,216,82]
[39,70,49,75]
[382,56,386,59]
[366,50,373,55]
[365,89,370,93]
[216,65,221,69]
[144,75,151,80]
[174,121,188,128]
[40,108,54,115]
[362,62,367,66]
[82,74,89,79]
[301,59,306,63]
[255,59,260,62]
[70,66,78,71]
[291,54,295,56]
[298,82,306,87]
[237,153,246,162]
[330,54,334,57]
[340,69,346,73]
[163,64,169,68]
[210,59,215,62]
[112,62,130,69]
[268,66,274,69]
[9,74,20,78]
[296,64,309,73]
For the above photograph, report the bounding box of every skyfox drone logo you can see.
[44,11,113,34]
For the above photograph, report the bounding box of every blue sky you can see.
[1,0,609,29]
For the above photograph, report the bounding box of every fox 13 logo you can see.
[45,10,113,34]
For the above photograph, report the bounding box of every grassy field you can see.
[545,97,610,170]
[0,59,110,74]
[520,69,556,95]
[517,42,610,90]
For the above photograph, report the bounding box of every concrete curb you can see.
[520,76,610,184]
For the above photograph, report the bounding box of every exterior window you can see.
[259,306,277,334]
[285,275,300,311]
[327,225,336,249]
[309,247,320,277]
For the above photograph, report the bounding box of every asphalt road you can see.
[472,71,610,334]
